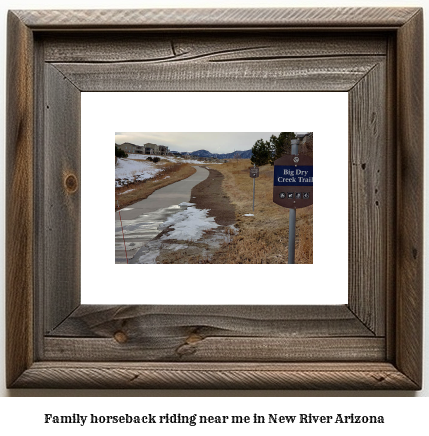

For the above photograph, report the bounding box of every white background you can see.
[0,0,428,429]
[82,92,348,305]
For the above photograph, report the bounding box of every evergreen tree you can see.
[250,138,271,166]
[115,145,128,158]
[268,132,296,165]
[251,133,297,166]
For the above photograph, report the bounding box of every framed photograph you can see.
[6,7,423,389]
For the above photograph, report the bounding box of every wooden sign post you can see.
[273,140,313,264]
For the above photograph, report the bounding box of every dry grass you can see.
[115,162,196,211]
[207,159,313,264]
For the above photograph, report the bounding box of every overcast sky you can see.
[115,132,301,153]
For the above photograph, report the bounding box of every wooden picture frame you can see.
[6,7,423,389]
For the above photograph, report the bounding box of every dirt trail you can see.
[190,168,236,226]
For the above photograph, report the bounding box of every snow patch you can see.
[126,153,223,165]
[164,243,188,251]
[160,206,219,241]
[138,248,160,264]
[115,158,162,187]
[118,188,135,195]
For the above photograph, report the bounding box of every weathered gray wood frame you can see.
[6,8,423,389]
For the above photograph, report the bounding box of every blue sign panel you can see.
[274,165,313,187]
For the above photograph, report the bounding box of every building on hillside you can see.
[144,143,157,155]
[143,143,169,155]
[158,145,169,155]
[116,142,170,156]
[116,142,137,154]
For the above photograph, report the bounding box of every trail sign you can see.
[250,166,259,211]
[273,154,313,209]
[249,167,259,178]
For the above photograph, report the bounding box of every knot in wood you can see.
[186,333,203,344]
[114,331,128,343]
[65,174,78,193]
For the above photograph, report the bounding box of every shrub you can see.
[115,146,128,158]
[152,157,161,163]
